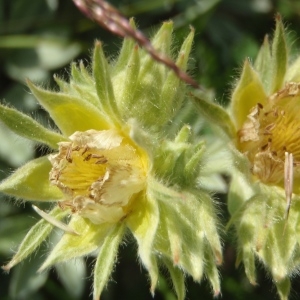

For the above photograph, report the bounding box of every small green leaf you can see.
[113,43,140,118]
[93,42,121,125]
[275,277,291,300]
[126,193,159,294]
[254,35,272,91]
[112,18,136,76]
[0,104,66,149]
[2,206,67,271]
[270,14,287,94]
[231,59,267,129]
[191,91,236,138]
[93,223,125,300]
[39,216,112,270]
[163,258,185,300]
[159,28,194,122]
[27,80,110,136]
[0,156,63,201]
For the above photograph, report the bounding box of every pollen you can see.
[49,129,147,224]
[238,82,300,186]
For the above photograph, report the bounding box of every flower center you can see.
[238,83,300,186]
[49,129,147,224]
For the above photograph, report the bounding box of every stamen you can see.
[32,205,79,235]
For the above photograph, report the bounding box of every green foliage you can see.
[2,0,300,300]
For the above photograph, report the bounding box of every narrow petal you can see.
[0,156,63,201]
[27,80,110,136]
[0,104,66,149]
[93,223,125,300]
[2,206,67,271]
[126,193,160,293]
[39,216,112,271]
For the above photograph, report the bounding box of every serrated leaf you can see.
[0,156,63,201]
[2,206,67,271]
[93,223,125,300]
[0,104,66,149]
[27,80,110,136]
[39,216,112,270]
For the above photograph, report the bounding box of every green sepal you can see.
[148,178,222,292]
[93,223,125,300]
[2,206,67,271]
[203,241,221,296]
[270,14,287,94]
[113,43,140,119]
[254,35,272,91]
[126,192,160,294]
[93,41,121,125]
[275,277,291,300]
[231,59,267,129]
[39,216,112,271]
[159,28,194,123]
[27,80,110,136]
[0,104,66,149]
[112,18,136,76]
[0,156,63,201]
[162,258,185,300]
[190,90,236,139]
[131,22,173,128]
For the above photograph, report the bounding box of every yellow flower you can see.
[49,129,147,224]
[0,21,222,300]
[227,15,300,299]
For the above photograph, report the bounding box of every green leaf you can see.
[254,35,272,91]
[39,216,112,270]
[2,206,67,270]
[163,258,185,300]
[126,193,160,294]
[0,104,66,149]
[93,42,121,125]
[113,43,140,119]
[275,277,291,300]
[112,18,136,76]
[270,15,287,94]
[27,80,110,136]
[159,28,194,123]
[93,223,125,300]
[191,91,236,138]
[231,59,267,129]
[0,156,63,201]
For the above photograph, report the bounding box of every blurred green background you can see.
[1,0,300,299]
